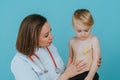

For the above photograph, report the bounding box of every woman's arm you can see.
[85,36,101,80]
[11,56,39,80]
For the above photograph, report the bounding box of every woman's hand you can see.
[64,60,87,79]
[97,57,102,67]
[58,57,101,80]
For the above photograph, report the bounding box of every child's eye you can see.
[78,30,82,32]
[84,30,89,32]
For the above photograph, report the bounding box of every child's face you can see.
[73,23,91,40]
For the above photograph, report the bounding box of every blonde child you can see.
[67,9,100,80]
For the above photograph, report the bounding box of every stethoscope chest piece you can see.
[44,70,48,73]
[55,68,61,74]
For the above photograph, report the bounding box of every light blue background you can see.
[0,0,120,80]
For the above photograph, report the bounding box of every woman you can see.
[11,14,101,80]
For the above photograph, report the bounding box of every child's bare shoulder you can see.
[69,37,77,45]
[91,35,100,43]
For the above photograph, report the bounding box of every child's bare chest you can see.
[72,41,93,58]
[73,42,92,55]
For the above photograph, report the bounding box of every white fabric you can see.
[11,44,65,80]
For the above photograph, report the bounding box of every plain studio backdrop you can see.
[0,0,120,80]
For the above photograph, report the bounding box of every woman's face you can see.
[39,22,53,47]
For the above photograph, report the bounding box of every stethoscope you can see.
[29,47,61,74]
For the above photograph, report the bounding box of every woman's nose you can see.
[49,33,53,40]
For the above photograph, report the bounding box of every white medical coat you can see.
[11,44,65,80]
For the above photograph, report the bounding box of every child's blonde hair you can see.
[72,9,94,28]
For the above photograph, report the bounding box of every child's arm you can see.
[66,40,73,67]
[85,36,100,80]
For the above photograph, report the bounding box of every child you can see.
[67,9,100,80]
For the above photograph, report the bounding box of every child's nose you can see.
[81,32,85,36]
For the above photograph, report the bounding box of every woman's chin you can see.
[47,42,52,46]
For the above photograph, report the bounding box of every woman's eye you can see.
[45,34,48,38]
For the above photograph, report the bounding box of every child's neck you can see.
[77,35,92,42]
